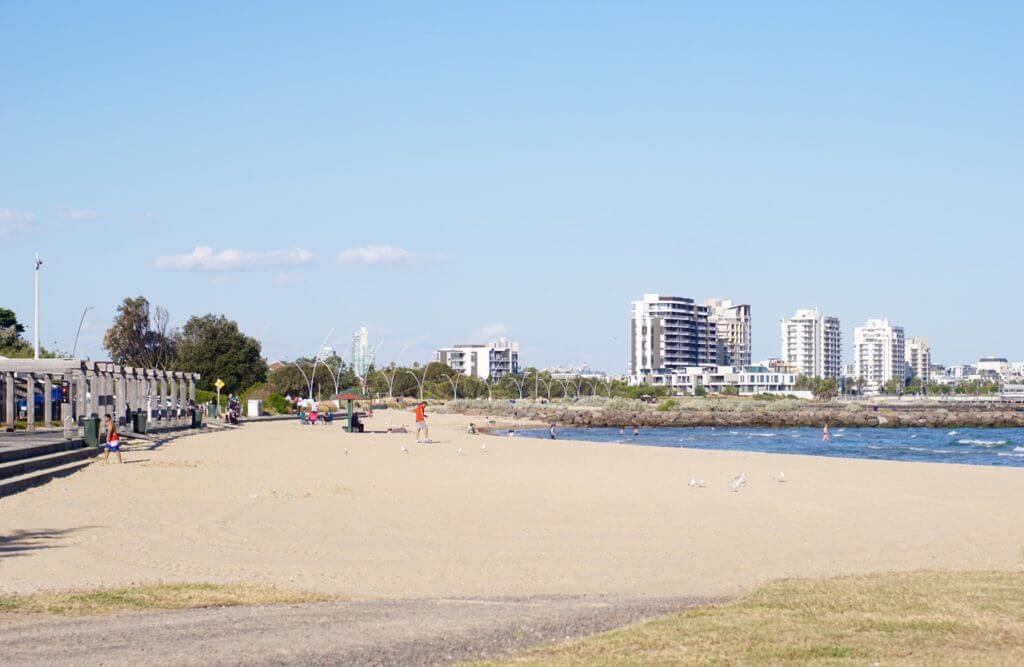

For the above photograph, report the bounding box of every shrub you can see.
[657,398,680,412]
[264,393,291,414]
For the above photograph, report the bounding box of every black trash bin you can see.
[191,409,202,429]
[133,411,148,434]
[83,416,100,447]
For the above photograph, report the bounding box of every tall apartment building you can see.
[905,337,931,382]
[780,308,842,378]
[630,294,718,382]
[853,318,906,392]
[435,337,519,381]
[706,299,752,367]
[349,326,375,376]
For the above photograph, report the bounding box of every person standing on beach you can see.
[102,414,123,464]
[415,401,430,444]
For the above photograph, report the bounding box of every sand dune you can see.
[2,411,1022,598]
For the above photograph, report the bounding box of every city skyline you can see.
[2,3,1021,371]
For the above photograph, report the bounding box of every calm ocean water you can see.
[517,426,1024,468]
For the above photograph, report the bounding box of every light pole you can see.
[292,361,313,399]
[34,253,42,359]
[440,372,459,400]
[71,306,92,359]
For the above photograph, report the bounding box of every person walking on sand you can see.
[415,401,431,444]
[102,414,123,464]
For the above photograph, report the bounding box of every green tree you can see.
[813,377,839,400]
[174,314,267,392]
[103,296,177,368]
[0,307,25,334]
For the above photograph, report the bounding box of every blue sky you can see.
[2,2,1021,372]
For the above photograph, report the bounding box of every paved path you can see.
[0,595,712,666]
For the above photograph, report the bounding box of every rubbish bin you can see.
[206,403,218,418]
[191,409,202,429]
[83,416,100,447]
[133,411,147,434]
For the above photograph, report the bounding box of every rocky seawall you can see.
[441,401,1024,428]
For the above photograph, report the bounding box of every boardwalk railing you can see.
[0,358,200,437]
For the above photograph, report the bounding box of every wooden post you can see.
[43,375,52,428]
[4,373,14,431]
[26,373,35,430]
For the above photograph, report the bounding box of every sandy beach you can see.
[2,410,1023,599]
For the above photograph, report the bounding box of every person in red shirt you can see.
[414,401,430,444]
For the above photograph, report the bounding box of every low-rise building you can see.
[640,365,797,396]
[435,338,519,380]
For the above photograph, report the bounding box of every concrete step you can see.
[0,458,95,497]
[0,446,98,480]
[0,439,86,464]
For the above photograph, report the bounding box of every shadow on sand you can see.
[0,527,89,560]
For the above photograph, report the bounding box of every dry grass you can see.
[487,571,1024,665]
[0,583,334,617]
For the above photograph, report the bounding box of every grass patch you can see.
[483,571,1024,665]
[0,583,334,617]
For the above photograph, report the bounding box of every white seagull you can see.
[401,445,409,454]
[730,473,747,492]
[774,472,786,483]
[458,448,464,455]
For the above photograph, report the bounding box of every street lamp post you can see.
[34,253,42,359]
[72,306,92,359]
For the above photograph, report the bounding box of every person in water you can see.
[822,423,831,442]
[633,426,640,437]
[549,423,557,439]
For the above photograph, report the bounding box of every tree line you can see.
[103,296,266,394]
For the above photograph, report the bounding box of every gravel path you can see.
[0,594,713,666]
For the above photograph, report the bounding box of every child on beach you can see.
[103,414,123,464]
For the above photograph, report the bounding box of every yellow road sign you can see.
[214,379,225,390]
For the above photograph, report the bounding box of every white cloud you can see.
[337,245,415,266]
[471,323,508,341]
[0,208,36,234]
[57,207,98,221]
[154,246,315,271]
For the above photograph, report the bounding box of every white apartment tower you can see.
[905,337,931,382]
[436,338,519,380]
[780,308,842,378]
[630,294,718,382]
[349,327,375,376]
[853,318,906,392]
[706,299,752,367]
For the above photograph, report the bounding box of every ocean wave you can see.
[907,446,932,453]
[750,433,777,438]
[957,439,1007,447]
[947,431,959,436]
[997,451,1024,458]
[1015,447,1024,453]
